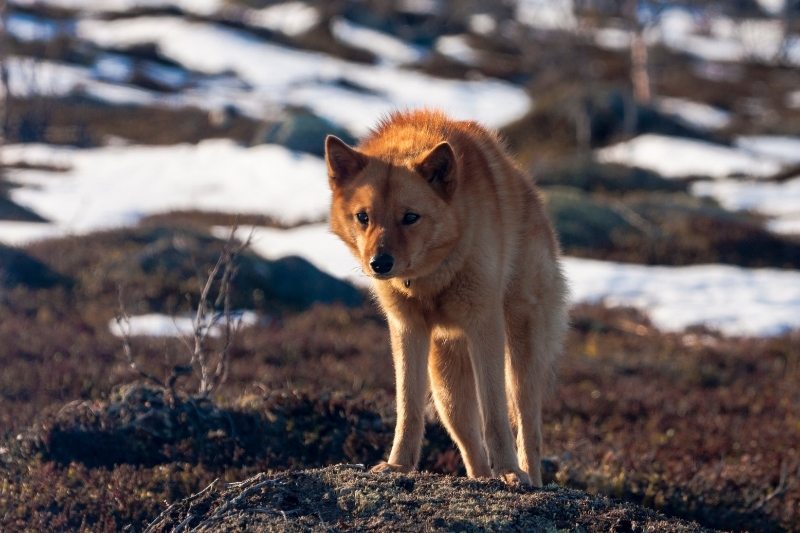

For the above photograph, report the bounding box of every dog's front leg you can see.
[466,311,531,486]
[372,316,430,474]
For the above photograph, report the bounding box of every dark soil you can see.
[4,96,262,147]
[144,465,712,532]
[138,210,324,230]
[1,300,797,531]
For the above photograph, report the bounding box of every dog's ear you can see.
[416,142,457,198]
[325,135,365,187]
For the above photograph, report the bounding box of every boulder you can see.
[261,109,357,157]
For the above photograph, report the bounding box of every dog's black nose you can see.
[370,254,394,275]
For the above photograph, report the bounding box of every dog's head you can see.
[325,135,460,282]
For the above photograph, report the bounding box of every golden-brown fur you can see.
[324,109,568,486]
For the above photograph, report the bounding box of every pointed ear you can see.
[415,142,457,198]
[325,135,366,187]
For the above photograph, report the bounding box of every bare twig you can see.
[753,459,791,510]
[211,226,254,392]
[115,225,253,399]
[115,287,166,390]
[143,478,219,533]
[186,224,254,396]
[203,475,278,524]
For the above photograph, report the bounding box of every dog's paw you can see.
[370,462,412,474]
[499,469,533,487]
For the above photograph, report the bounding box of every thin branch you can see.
[210,226,254,392]
[143,478,219,533]
[115,286,165,389]
[188,224,254,395]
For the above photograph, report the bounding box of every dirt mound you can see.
[535,158,688,194]
[36,384,381,468]
[0,196,48,222]
[34,384,453,472]
[544,187,800,268]
[0,244,70,290]
[144,465,711,532]
[24,225,363,315]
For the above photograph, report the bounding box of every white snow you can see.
[3,57,93,98]
[596,134,782,179]
[598,133,800,234]
[9,0,222,16]
[0,143,74,169]
[332,17,424,65]
[435,35,481,65]
[593,27,631,51]
[469,14,497,35]
[245,2,320,37]
[215,224,800,337]
[735,136,800,165]
[3,136,798,336]
[0,222,65,246]
[655,97,732,131]
[516,0,577,31]
[76,16,531,136]
[216,224,368,285]
[0,141,330,243]
[757,0,786,15]
[768,217,800,235]
[566,258,800,337]
[6,12,63,42]
[399,0,440,15]
[653,8,800,66]
[787,90,800,109]
[691,177,800,235]
[109,311,258,338]
[2,56,182,107]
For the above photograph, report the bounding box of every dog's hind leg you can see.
[465,312,530,485]
[504,294,561,487]
[429,334,491,478]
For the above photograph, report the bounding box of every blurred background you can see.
[1,1,799,531]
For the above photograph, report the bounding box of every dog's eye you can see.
[402,212,420,225]
[355,212,369,225]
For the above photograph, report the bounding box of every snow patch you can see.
[596,134,782,179]
[735,136,800,165]
[245,2,320,37]
[655,97,732,131]
[691,177,800,234]
[217,224,800,337]
[332,17,424,65]
[218,224,369,286]
[516,0,576,31]
[76,16,531,135]
[9,0,222,16]
[6,12,63,42]
[566,258,800,337]
[1,141,330,240]
[435,35,480,65]
[109,311,258,338]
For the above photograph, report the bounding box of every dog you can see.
[324,109,567,486]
